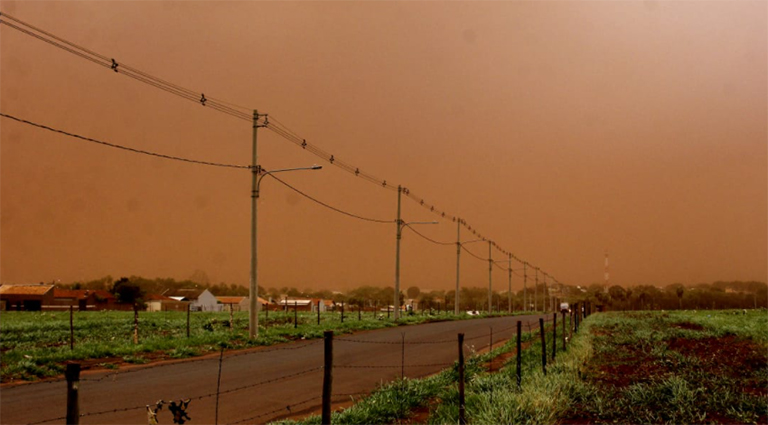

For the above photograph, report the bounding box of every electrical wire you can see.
[0,112,251,169]
[268,174,393,224]
[0,12,563,284]
[403,225,454,246]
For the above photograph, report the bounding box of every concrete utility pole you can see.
[488,241,493,314]
[249,110,261,339]
[394,186,403,321]
[393,186,437,321]
[249,110,321,338]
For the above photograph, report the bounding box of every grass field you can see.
[278,309,768,425]
[0,309,496,382]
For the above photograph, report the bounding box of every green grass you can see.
[273,310,768,425]
[0,309,512,382]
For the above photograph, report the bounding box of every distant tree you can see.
[608,285,626,309]
[406,286,421,299]
[111,277,145,307]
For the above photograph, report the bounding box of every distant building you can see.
[0,284,55,311]
[279,298,329,312]
[162,288,221,311]
[217,296,251,312]
[145,294,190,312]
[52,289,119,311]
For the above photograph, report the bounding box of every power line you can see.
[0,12,562,282]
[268,174,393,224]
[403,225,454,246]
[0,113,251,169]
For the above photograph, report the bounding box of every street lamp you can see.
[249,164,322,338]
[455,231,484,315]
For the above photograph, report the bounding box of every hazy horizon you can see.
[1,1,766,291]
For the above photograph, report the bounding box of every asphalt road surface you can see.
[1,314,548,425]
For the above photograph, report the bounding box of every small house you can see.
[0,284,55,311]
[162,288,221,312]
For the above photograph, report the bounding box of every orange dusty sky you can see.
[1,1,765,291]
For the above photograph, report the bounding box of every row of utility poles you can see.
[248,110,564,338]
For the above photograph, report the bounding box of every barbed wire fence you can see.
[29,310,594,425]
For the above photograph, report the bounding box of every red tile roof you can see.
[0,284,54,296]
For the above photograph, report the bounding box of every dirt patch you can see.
[671,322,705,331]
[667,335,767,381]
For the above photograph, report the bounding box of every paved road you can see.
[1,314,547,425]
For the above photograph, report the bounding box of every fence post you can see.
[358,304,361,321]
[186,303,190,337]
[317,300,321,325]
[133,303,139,344]
[69,305,74,350]
[516,321,522,387]
[562,310,566,352]
[322,331,333,425]
[215,347,224,425]
[294,301,298,329]
[458,333,466,425]
[341,302,344,323]
[66,363,80,425]
[552,313,557,360]
[539,318,547,375]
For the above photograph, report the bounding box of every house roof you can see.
[217,296,246,304]
[145,293,179,302]
[53,289,116,301]
[0,284,54,296]
[162,288,206,300]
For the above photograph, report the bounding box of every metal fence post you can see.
[458,333,466,425]
[66,363,80,424]
[322,331,333,425]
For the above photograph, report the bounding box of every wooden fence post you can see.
[516,321,522,387]
[539,318,547,375]
[317,300,321,325]
[458,333,466,425]
[322,331,333,425]
[294,301,298,329]
[66,363,80,425]
[341,302,344,323]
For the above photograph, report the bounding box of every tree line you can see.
[60,276,767,312]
